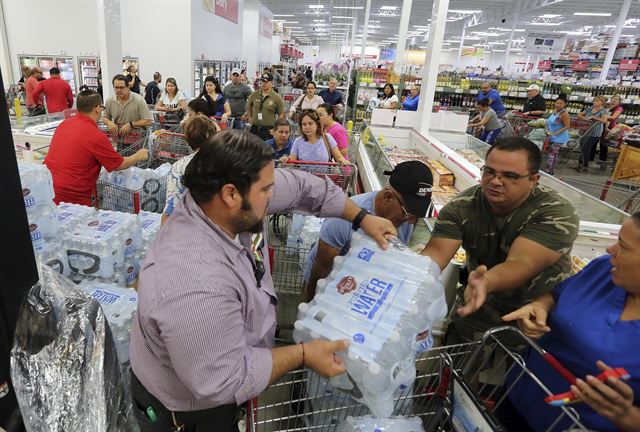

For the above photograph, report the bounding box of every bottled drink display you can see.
[294,233,447,417]
[337,415,425,432]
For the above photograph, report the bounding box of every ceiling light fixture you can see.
[333,6,364,9]
[573,12,611,16]
[539,14,561,18]
[308,5,324,9]
[273,14,294,17]
[449,9,481,14]
[528,22,563,26]
[380,6,397,10]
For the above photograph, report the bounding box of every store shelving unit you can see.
[18,54,77,93]
[78,56,100,90]
[193,59,245,96]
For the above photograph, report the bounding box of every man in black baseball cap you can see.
[246,71,284,140]
[303,160,434,301]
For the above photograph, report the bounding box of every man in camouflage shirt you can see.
[421,137,579,343]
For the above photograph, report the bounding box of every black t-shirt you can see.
[523,94,546,117]
[145,81,161,105]
[131,75,142,94]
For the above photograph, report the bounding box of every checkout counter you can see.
[354,109,628,311]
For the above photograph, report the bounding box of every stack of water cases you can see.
[294,232,447,417]
[64,210,142,287]
[18,161,70,276]
[99,163,171,213]
[138,210,162,255]
[337,415,425,432]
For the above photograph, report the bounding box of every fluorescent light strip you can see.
[449,9,481,14]
[334,6,364,9]
[308,5,324,9]
[333,16,352,19]
[539,14,561,18]
[528,22,562,26]
[273,14,295,17]
[574,12,611,16]
[380,6,397,10]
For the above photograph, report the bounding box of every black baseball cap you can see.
[384,161,433,218]
[261,72,274,82]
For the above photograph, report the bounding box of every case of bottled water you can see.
[17,161,55,210]
[99,164,170,213]
[57,202,98,235]
[337,415,424,432]
[65,210,140,279]
[286,214,324,250]
[33,241,71,277]
[79,282,137,365]
[27,203,59,246]
[294,233,447,417]
[138,210,162,254]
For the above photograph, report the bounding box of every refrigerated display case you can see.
[78,56,100,90]
[10,112,66,162]
[193,60,245,96]
[122,57,139,74]
[17,55,76,92]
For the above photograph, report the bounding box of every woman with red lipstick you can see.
[501,213,640,431]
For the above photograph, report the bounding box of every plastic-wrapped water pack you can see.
[138,210,162,254]
[294,232,447,417]
[286,213,324,250]
[337,415,424,432]
[57,202,98,235]
[99,164,170,213]
[64,210,140,279]
[17,160,55,210]
[27,202,59,246]
[33,240,71,276]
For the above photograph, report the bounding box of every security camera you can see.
[501,18,506,23]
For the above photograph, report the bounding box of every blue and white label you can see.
[349,278,394,320]
[92,289,121,305]
[357,247,375,262]
[353,333,365,344]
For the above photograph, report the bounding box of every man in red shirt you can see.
[32,67,74,114]
[44,89,149,206]
[25,67,45,116]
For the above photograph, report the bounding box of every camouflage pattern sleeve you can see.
[431,198,465,241]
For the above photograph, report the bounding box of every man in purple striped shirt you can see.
[129,130,397,431]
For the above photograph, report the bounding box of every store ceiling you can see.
[261,0,640,52]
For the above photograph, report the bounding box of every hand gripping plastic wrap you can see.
[294,233,447,417]
[10,262,131,431]
[337,415,425,432]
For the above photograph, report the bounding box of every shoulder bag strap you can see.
[321,131,333,162]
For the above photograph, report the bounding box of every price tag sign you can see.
[569,95,579,101]
[585,97,594,102]
[518,92,528,98]
[455,88,463,93]
[619,59,640,72]
[470,89,478,94]
[623,98,632,104]
[436,87,444,92]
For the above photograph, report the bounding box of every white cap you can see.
[527,84,541,91]
[231,68,241,75]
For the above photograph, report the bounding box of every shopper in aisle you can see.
[576,96,610,173]
[401,86,420,111]
[521,84,547,117]
[163,115,218,222]
[129,130,397,432]
[305,66,313,81]
[318,78,344,110]
[271,67,283,93]
[246,72,285,141]
[17,65,30,84]
[179,98,222,130]
[31,67,73,114]
[44,90,149,206]
[126,64,145,95]
[224,68,253,130]
[379,83,399,110]
[476,82,505,116]
[467,99,504,145]
[198,75,231,122]
[156,77,188,112]
[288,81,324,120]
[592,94,624,170]
[102,74,153,136]
[264,119,293,160]
[317,103,349,160]
[500,213,640,432]
[284,110,346,164]
[303,161,433,302]
[144,72,162,105]
[420,137,579,345]
[543,95,570,175]
[25,67,45,116]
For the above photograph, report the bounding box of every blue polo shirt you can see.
[303,191,414,282]
[402,95,419,111]
[318,89,343,106]
[507,255,640,431]
[265,137,293,159]
[476,88,505,114]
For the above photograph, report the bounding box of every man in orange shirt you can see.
[25,67,45,116]
[32,67,74,114]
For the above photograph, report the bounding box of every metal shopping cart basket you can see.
[501,112,547,142]
[268,161,358,342]
[99,124,150,152]
[558,175,640,214]
[149,130,193,164]
[95,130,171,214]
[245,326,589,432]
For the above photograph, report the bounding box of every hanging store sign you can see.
[203,0,239,24]
[538,60,552,71]
[380,48,396,61]
[619,59,640,72]
[259,5,273,39]
[525,32,567,56]
[461,47,484,57]
[571,60,589,71]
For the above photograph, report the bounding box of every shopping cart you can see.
[268,161,358,342]
[502,112,546,141]
[558,118,601,164]
[99,124,150,153]
[558,175,640,214]
[245,326,589,432]
[149,131,193,163]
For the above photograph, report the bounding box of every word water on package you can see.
[294,233,447,417]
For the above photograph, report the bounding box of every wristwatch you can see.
[352,208,370,231]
